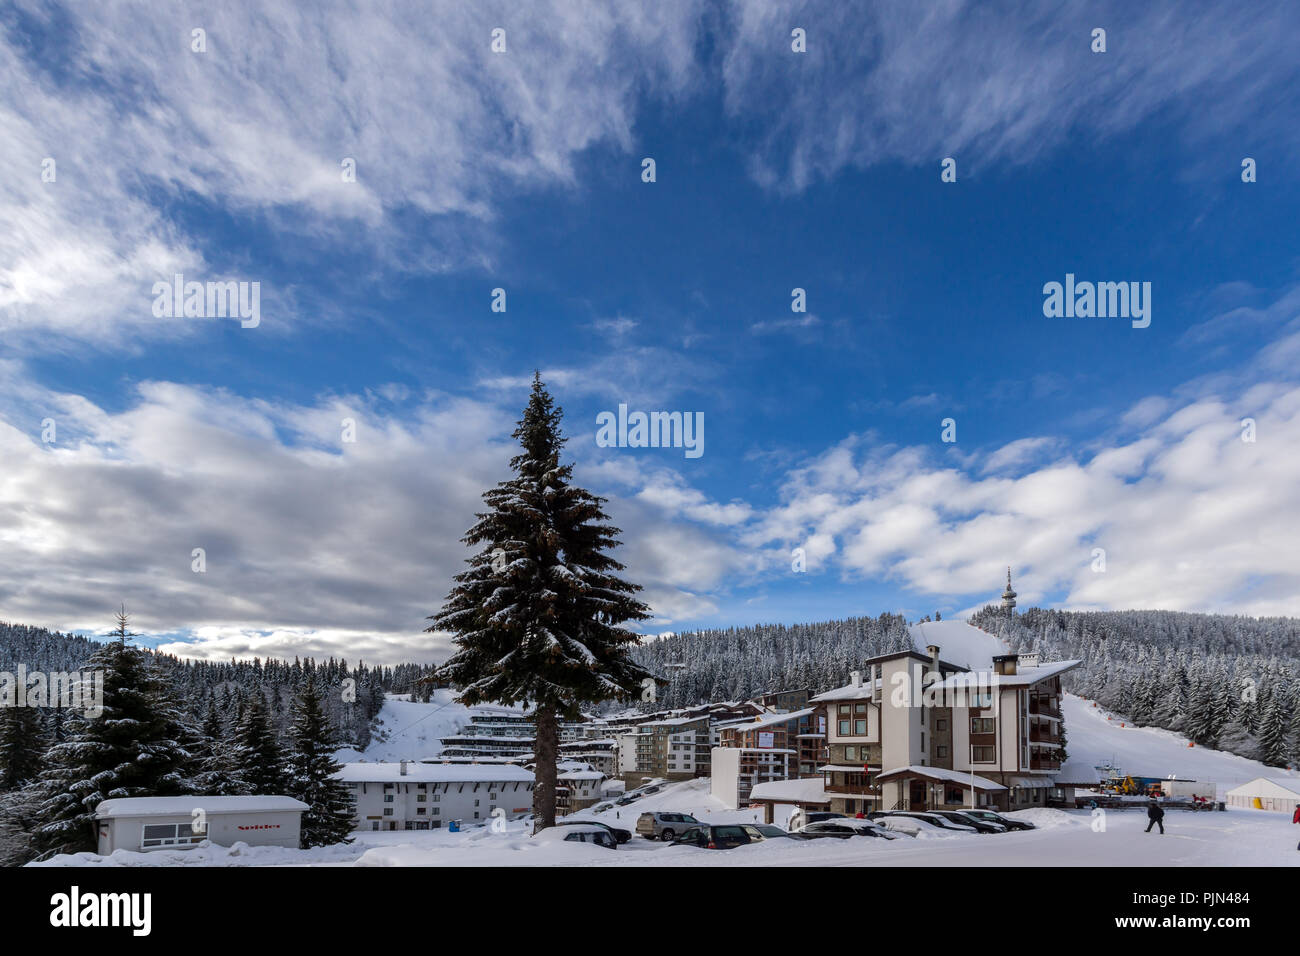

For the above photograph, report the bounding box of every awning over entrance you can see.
[875,765,1008,792]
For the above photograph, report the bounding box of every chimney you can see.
[992,654,1018,676]
[850,670,862,688]
[399,759,408,776]
[926,644,940,674]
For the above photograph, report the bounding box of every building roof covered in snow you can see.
[334,762,534,783]
[95,796,308,818]
[750,778,834,804]
[722,707,815,733]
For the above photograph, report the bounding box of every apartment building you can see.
[620,715,711,786]
[334,761,535,830]
[811,631,1078,815]
[710,708,816,808]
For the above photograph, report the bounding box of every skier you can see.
[1145,799,1164,835]
[1293,803,1299,850]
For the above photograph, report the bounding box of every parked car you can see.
[636,811,700,841]
[532,825,617,849]
[590,802,615,814]
[748,823,801,840]
[615,795,640,806]
[928,810,1007,834]
[787,809,847,830]
[669,824,763,850]
[960,809,1036,831]
[555,818,632,844]
[869,811,978,833]
[642,785,661,795]
[795,819,897,840]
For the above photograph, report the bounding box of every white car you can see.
[531,824,617,849]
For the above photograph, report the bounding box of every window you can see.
[416,793,426,802]
[384,794,394,803]
[936,719,948,731]
[383,808,393,816]
[845,746,857,761]
[838,719,850,735]
[141,823,205,849]
[971,746,995,763]
[838,704,851,716]
[854,719,866,735]
[937,745,948,759]
[971,717,995,735]
[416,807,426,815]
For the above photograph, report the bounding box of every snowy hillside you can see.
[334,691,525,763]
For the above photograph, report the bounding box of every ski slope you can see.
[334,691,525,763]
[1062,694,1297,793]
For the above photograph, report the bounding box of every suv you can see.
[636,811,700,841]
[669,824,765,850]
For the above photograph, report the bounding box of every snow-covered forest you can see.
[0,619,417,751]
[630,613,915,707]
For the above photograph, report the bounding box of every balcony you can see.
[1028,700,1062,719]
[1029,728,1061,744]
[1029,757,1060,770]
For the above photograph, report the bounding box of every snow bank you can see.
[29,840,364,868]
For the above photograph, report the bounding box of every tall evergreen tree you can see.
[0,706,47,791]
[284,677,354,847]
[430,375,652,829]
[34,610,199,855]
[228,696,288,795]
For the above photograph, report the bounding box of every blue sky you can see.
[3,1,1300,663]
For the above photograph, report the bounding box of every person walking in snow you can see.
[1293,803,1299,850]
[1145,799,1165,834]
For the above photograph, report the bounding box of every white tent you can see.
[1224,777,1300,813]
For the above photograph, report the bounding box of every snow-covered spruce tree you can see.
[0,705,47,791]
[34,610,200,856]
[194,699,252,796]
[229,695,289,795]
[285,677,354,847]
[429,374,652,830]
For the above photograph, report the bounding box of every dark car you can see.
[960,809,1036,831]
[795,819,897,840]
[928,810,1007,834]
[670,824,764,850]
[748,824,801,840]
[554,818,632,844]
[787,809,847,830]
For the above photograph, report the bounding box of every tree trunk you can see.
[532,704,558,832]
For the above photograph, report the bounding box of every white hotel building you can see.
[335,761,535,831]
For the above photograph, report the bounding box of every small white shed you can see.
[1224,777,1300,813]
[95,796,308,854]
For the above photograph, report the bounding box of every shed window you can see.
[140,822,206,849]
